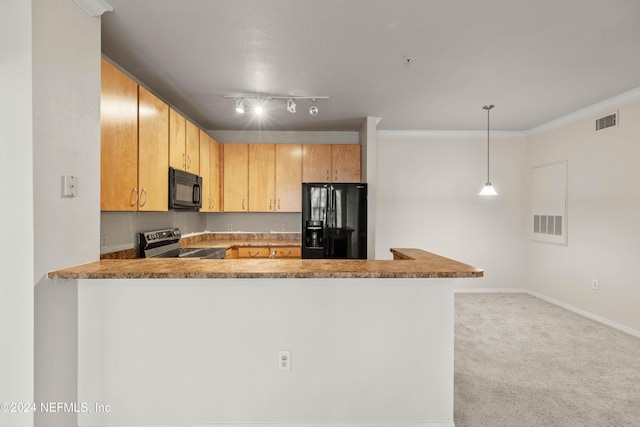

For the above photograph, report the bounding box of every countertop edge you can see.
[49,248,484,280]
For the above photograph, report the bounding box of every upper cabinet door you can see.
[249,144,276,212]
[210,137,221,212]
[199,130,212,212]
[169,108,186,171]
[223,143,249,212]
[100,59,139,211]
[185,120,200,174]
[275,144,302,212]
[302,144,332,182]
[137,86,169,211]
[332,144,361,182]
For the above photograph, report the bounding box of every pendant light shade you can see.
[479,104,498,196]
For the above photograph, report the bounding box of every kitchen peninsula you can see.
[50,249,481,427]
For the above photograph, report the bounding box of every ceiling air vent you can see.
[595,112,617,131]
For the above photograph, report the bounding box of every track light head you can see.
[235,99,245,114]
[309,105,319,116]
[287,98,297,113]
[254,103,264,115]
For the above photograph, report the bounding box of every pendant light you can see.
[479,104,498,196]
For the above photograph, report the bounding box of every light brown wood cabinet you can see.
[199,131,222,212]
[185,120,200,174]
[137,86,169,211]
[101,59,169,212]
[200,130,222,212]
[238,247,270,258]
[249,144,276,211]
[331,144,361,182]
[235,246,301,259]
[275,144,302,212]
[169,108,199,174]
[272,246,301,258]
[209,136,221,212]
[100,59,139,211]
[302,144,332,182]
[222,143,248,211]
[302,144,361,183]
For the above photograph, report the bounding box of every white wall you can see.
[376,132,527,290]
[78,278,455,427]
[527,99,640,332]
[0,2,34,427]
[32,0,102,426]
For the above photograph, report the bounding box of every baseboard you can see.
[455,288,526,294]
[80,423,454,427]
[525,290,640,338]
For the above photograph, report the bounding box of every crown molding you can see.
[376,129,525,140]
[73,0,113,16]
[524,87,640,137]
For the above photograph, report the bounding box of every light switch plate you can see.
[62,175,78,197]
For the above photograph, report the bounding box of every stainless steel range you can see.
[138,228,225,259]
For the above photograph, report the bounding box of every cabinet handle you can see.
[281,250,291,257]
[242,198,245,210]
[182,153,186,169]
[140,188,148,207]
[326,169,330,181]
[187,154,191,169]
[334,170,338,181]
[209,198,213,209]
[248,251,259,258]
[278,199,281,210]
[270,199,273,211]
[130,187,139,207]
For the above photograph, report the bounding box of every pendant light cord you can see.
[483,105,494,183]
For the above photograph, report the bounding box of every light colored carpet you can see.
[454,293,640,427]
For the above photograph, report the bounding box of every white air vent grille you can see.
[533,215,562,236]
[596,112,617,131]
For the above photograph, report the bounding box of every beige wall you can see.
[1,2,34,426]
[526,99,640,332]
[32,0,102,426]
[376,132,528,290]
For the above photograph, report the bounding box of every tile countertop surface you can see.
[49,248,483,280]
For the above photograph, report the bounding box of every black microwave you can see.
[169,167,202,210]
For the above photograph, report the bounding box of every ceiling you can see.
[101,0,640,132]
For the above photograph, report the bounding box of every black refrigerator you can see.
[302,183,367,259]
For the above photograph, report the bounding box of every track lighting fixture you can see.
[224,95,328,117]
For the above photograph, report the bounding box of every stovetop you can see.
[138,228,225,259]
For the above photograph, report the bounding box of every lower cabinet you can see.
[272,247,301,258]
[233,246,301,259]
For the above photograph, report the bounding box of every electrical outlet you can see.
[227,223,233,231]
[278,350,291,371]
[281,223,287,231]
[592,279,599,290]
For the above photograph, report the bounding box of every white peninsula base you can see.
[77,277,457,427]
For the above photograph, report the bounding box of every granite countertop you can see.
[49,248,483,280]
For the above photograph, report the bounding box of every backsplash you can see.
[101,211,206,254]
[100,211,301,254]
[206,212,301,233]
